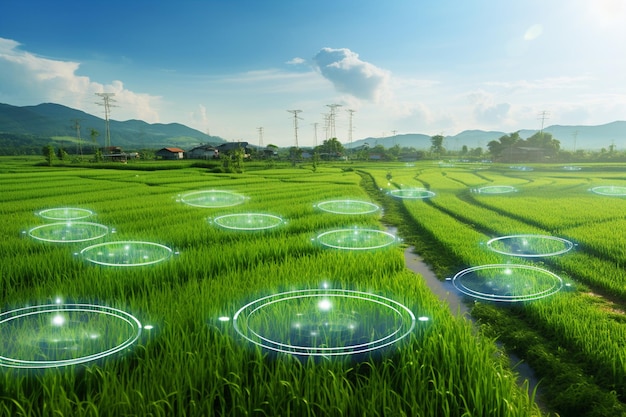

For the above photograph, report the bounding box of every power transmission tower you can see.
[537,110,550,136]
[326,104,342,139]
[257,127,264,147]
[72,119,83,157]
[391,129,397,146]
[572,130,578,152]
[346,109,355,146]
[95,93,117,152]
[287,110,303,148]
[311,122,319,147]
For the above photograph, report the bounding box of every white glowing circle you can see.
[315,228,397,250]
[387,188,435,199]
[212,213,284,231]
[591,186,626,196]
[0,304,142,368]
[80,241,173,266]
[37,208,94,221]
[315,200,380,215]
[476,185,517,194]
[487,234,575,257]
[233,289,418,356]
[218,316,230,322]
[28,222,109,243]
[180,190,246,208]
[451,264,563,302]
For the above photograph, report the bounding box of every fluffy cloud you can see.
[467,90,511,125]
[312,47,390,101]
[0,37,161,122]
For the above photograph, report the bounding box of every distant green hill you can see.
[0,102,226,155]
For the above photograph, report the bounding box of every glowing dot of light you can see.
[144,324,154,330]
[418,316,430,322]
[217,317,230,322]
[318,299,332,311]
[51,314,66,326]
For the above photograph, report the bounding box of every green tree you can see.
[316,138,344,158]
[42,144,55,166]
[430,134,445,158]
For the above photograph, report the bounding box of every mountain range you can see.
[1,102,625,153]
[349,121,626,152]
[0,102,225,153]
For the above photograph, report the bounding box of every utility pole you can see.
[326,104,342,139]
[287,110,303,148]
[572,130,578,152]
[391,129,397,146]
[95,93,117,152]
[257,127,264,148]
[538,110,550,136]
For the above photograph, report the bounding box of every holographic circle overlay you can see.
[315,228,398,250]
[387,188,435,199]
[233,289,417,356]
[487,234,575,257]
[28,222,109,243]
[314,200,380,215]
[80,241,173,266]
[0,303,142,369]
[211,213,284,231]
[37,208,94,221]
[451,264,563,302]
[179,190,246,208]
[590,186,626,196]
[474,185,517,194]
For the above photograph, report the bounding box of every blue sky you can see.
[1,0,625,147]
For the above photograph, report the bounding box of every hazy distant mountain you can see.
[0,102,225,152]
[347,122,626,151]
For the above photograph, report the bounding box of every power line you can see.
[287,110,303,148]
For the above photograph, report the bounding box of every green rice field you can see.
[1,156,625,416]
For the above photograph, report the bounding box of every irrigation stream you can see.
[402,245,544,405]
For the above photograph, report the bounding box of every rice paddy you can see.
[2,156,625,416]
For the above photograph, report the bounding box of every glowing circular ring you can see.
[0,303,142,368]
[233,289,417,356]
[37,208,94,221]
[28,222,109,243]
[487,234,575,257]
[387,189,435,199]
[591,186,626,196]
[315,200,380,215]
[476,185,517,194]
[315,228,397,250]
[212,213,284,231]
[80,241,173,266]
[180,190,246,208]
[451,264,563,302]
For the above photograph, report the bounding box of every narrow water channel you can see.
[401,243,544,406]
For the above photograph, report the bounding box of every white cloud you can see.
[312,47,390,101]
[286,57,305,65]
[0,37,162,123]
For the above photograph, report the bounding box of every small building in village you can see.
[187,144,219,159]
[156,147,185,160]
